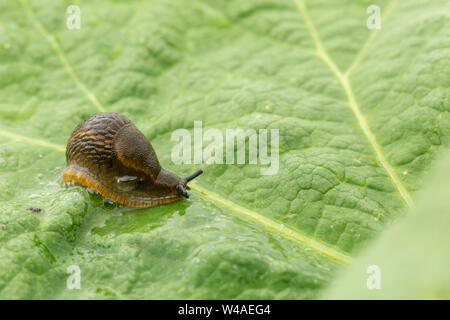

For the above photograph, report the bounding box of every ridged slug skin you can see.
[63,112,188,207]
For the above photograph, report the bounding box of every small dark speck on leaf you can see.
[27,207,41,213]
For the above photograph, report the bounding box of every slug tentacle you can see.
[176,184,189,199]
[184,170,203,183]
[63,112,202,207]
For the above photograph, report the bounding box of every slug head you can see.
[156,169,203,199]
[113,123,203,204]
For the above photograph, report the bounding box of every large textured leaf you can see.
[324,152,450,299]
[0,0,448,299]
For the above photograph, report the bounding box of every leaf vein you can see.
[295,0,414,209]
[191,182,352,264]
[345,0,398,76]
[21,0,106,113]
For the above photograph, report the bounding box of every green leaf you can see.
[0,0,448,299]
[323,152,450,299]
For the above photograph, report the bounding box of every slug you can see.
[62,112,202,207]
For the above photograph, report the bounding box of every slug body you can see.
[63,112,202,207]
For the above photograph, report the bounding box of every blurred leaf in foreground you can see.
[324,152,450,299]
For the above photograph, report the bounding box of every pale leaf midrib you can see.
[21,0,105,113]
[0,128,65,152]
[14,0,355,264]
[295,0,414,209]
[191,182,352,264]
[345,0,398,76]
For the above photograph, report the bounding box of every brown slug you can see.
[62,112,202,207]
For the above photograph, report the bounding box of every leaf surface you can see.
[0,0,448,298]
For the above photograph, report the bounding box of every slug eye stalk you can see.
[176,184,189,198]
[184,170,203,182]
